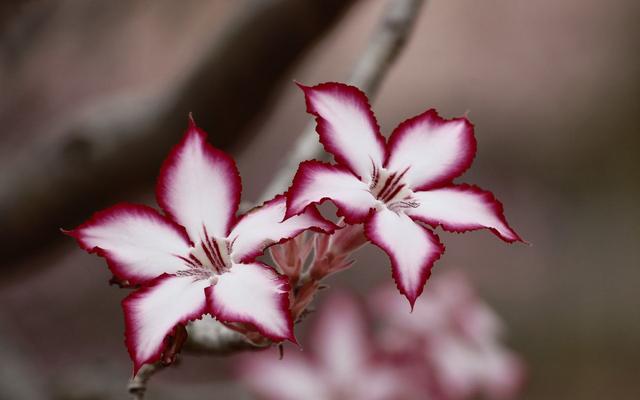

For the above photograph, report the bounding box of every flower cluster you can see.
[372,272,525,399]
[238,272,524,400]
[67,82,521,374]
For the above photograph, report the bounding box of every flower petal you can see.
[311,292,369,380]
[298,82,386,180]
[122,275,209,374]
[430,337,524,400]
[386,109,476,191]
[66,203,191,284]
[156,117,241,240]
[285,160,376,224]
[405,184,522,242]
[206,262,294,342]
[364,208,445,307]
[229,195,337,263]
[240,351,327,400]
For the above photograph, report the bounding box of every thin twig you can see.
[128,0,426,396]
[128,363,162,400]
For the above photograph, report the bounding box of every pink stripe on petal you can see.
[229,195,337,264]
[122,274,209,374]
[365,208,445,308]
[298,82,386,180]
[207,262,294,342]
[406,184,522,243]
[386,109,476,191]
[66,203,191,284]
[285,160,376,224]
[156,117,241,240]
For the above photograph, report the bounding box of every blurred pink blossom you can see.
[238,293,421,400]
[239,271,525,400]
[372,271,525,400]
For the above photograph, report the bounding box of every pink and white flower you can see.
[286,82,522,306]
[373,272,525,400]
[239,292,420,400]
[67,117,336,373]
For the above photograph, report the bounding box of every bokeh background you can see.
[1,0,638,399]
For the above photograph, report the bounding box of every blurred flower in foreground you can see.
[239,271,525,400]
[286,82,522,307]
[66,117,335,373]
[373,271,525,400]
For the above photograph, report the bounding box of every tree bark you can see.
[0,0,355,271]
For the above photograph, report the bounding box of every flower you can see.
[372,272,525,400]
[67,117,336,373]
[240,272,526,400]
[286,82,523,306]
[238,292,420,400]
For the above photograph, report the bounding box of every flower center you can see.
[177,226,231,280]
[369,166,418,211]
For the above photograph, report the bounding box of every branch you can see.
[127,0,426,395]
[128,363,162,400]
[0,0,355,271]
[258,0,426,203]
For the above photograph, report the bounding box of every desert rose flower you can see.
[67,117,335,373]
[286,82,522,306]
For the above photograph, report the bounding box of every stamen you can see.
[389,199,420,212]
[175,269,210,279]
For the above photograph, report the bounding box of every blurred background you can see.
[0,0,638,399]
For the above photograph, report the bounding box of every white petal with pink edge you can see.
[365,208,444,307]
[156,118,241,240]
[286,160,376,224]
[68,203,191,284]
[405,185,521,242]
[206,262,294,342]
[299,82,386,180]
[229,195,336,263]
[123,275,209,374]
[310,292,369,383]
[386,110,476,191]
